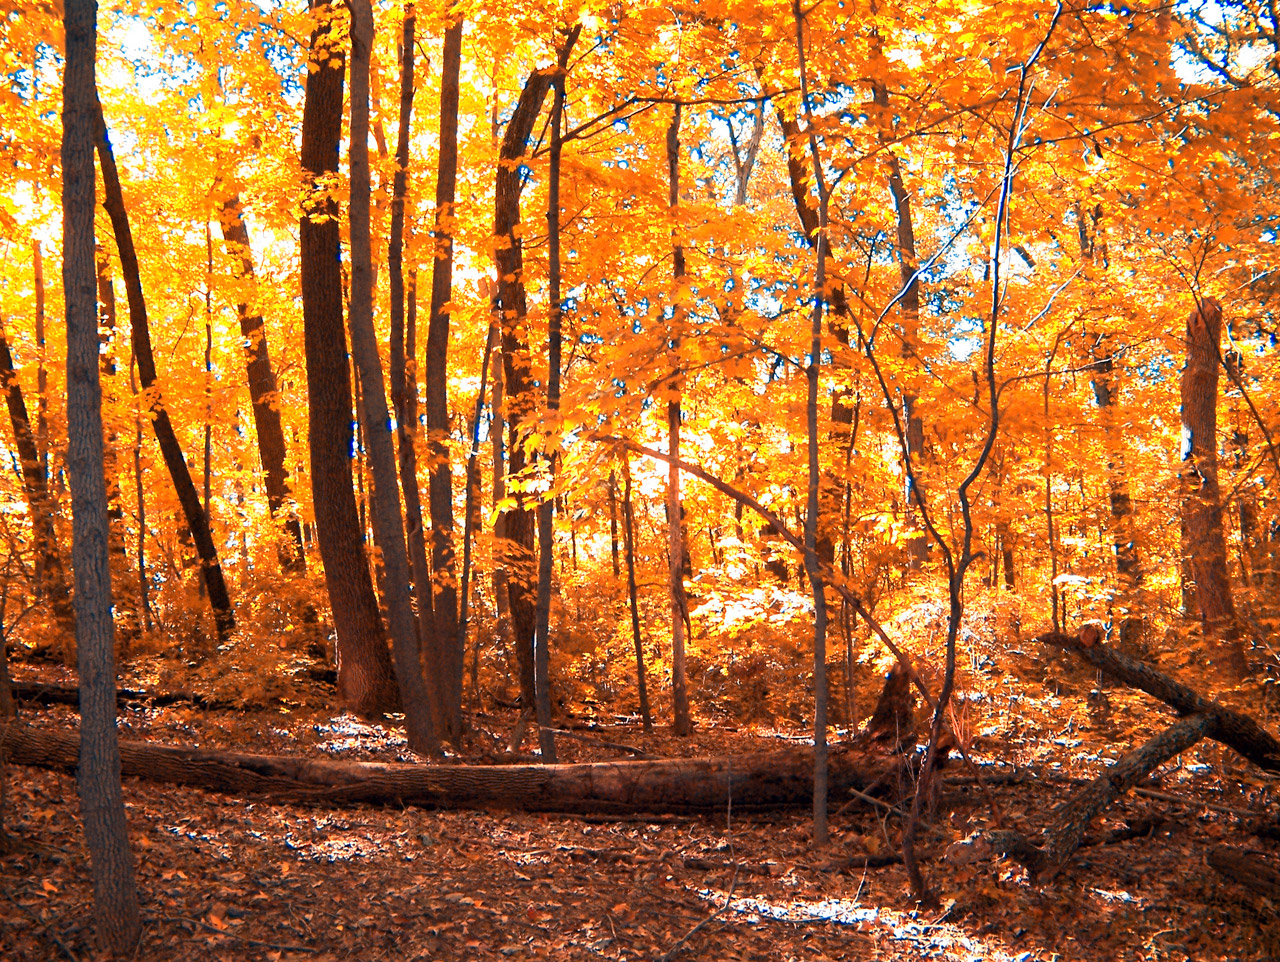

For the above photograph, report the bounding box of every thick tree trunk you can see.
[1178,298,1248,675]
[0,326,74,640]
[299,1,397,717]
[492,34,580,707]
[63,1,143,949]
[215,193,305,573]
[425,11,466,738]
[348,0,438,756]
[666,104,691,737]
[1,723,913,816]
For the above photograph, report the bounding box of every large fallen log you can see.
[951,629,1280,881]
[957,713,1216,880]
[1033,630,1280,773]
[0,722,915,814]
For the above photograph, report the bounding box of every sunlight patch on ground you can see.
[312,713,410,756]
[694,887,1036,962]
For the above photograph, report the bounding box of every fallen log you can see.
[1206,846,1280,898]
[0,722,913,815]
[1033,630,1280,773]
[11,679,243,712]
[954,714,1216,880]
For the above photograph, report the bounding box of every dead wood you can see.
[0,722,914,815]
[952,713,1216,880]
[11,679,242,712]
[1034,630,1280,773]
[1207,846,1280,897]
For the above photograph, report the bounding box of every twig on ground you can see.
[158,915,319,954]
[654,864,739,962]
[542,728,652,758]
[3,885,80,962]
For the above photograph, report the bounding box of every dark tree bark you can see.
[1036,628,1280,772]
[775,106,854,569]
[94,100,234,641]
[608,470,621,578]
[63,0,143,949]
[299,0,397,717]
[492,31,580,708]
[215,192,305,573]
[2,720,913,816]
[665,103,691,737]
[1089,339,1145,646]
[0,326,74,640]
[621,457,653,731]
[1178,298,1248,675]
[531,61,570,762]
[387,4,434,710]
[425,10,466,738]
[348,0,438,756]
[794,1,831,844]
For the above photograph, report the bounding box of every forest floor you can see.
[2,645,1279,962]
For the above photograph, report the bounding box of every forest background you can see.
[1,0,1280,951]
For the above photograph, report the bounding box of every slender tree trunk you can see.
[128,356,152,631]
[622,457,653,731]
[215,193,305,572]
[63,1,142,949]
[0,327,75,640]
[201,225,214,600]
[1179,298,1248,676]
[492,32,580,708]
[1090,340,1144,646]
[33,239,49,491]
[386,4,434,698]
[665,103,691,737]
[348,0,438,755]
[869,72,927,569]
[1044,356,1061,632]
[94,100,235,640]
[460,320,498,709]
[425,8,465,738]
[531,65,569,761]
[608,471,621,578]
[299,0,396,717]
[795,0,830,845]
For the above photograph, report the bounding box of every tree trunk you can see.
[215,193,305,573]
[94,101,235,642]
[794,3,831,844]
[530,60,572,762]
[493,34,580,708]
[348,0,438,756]
[621,456,653,731]
[1,721,913,816]
[299,0,396,718]
[1178,298,1248,675]
[424,10,466,739]
[665,103,691,737]
[1089,339,1145,647]
[386,4,435,710]
[62,2,143,949]
[0,326,75,641]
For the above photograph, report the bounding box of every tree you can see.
[423,7,466,738]
[299,0,396,717]
[1179,298,1248,677]
[348,0,438,755]
[63,0,142,949]
[0,325,74,641]
[94,100,235,641]
[214,191,305,573]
